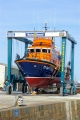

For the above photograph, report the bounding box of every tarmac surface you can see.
[0,91,80,110]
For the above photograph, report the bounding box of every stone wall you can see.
[0,100,80,120]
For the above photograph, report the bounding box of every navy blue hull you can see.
[15,59,61,87]
[16,60,60,77]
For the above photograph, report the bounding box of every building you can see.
[0,63,19,88]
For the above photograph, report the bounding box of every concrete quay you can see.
[0,91,80,120]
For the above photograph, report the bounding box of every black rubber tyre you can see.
[8,86,12,94]
[22,84,27,93]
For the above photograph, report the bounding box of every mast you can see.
[43,22,49,32]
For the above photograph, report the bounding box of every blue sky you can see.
[0,0,80,81]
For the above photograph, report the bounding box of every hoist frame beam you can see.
[71,42,74,83]
[7,37,33,85]
[7,38,12,83]
[7,30,77,44]
[61,37,66,87]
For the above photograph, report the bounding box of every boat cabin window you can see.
[42,49,47,53]
[28,49,34,53]
[48,49,50,53]
[36,49,41,52]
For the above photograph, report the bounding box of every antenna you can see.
[54,9,56,31]
[50,16,51,30]
[33,10,35,31]
[38,15,40,30]
[53,9,56,43]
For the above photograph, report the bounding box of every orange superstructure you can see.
[28,37,61,68]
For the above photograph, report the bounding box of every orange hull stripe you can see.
[16,59,57,68]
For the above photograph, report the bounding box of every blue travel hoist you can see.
[6,30,77,95]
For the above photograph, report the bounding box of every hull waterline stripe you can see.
[25,77,60,78]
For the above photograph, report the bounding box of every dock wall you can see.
[0,100,80,120]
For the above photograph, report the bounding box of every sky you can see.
[0,0,80,81]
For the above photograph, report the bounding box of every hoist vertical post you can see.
[8,38,12,83]
[60,37,66,95]
[71,42,74,83]
[61,37,66,86]
[25,42,28,56]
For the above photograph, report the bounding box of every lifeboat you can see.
[15,37,61,88]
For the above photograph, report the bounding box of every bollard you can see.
[14,95,24,106]
[17,96,23,106]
